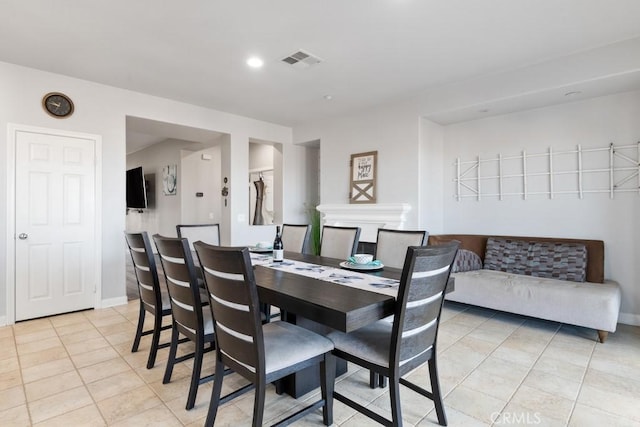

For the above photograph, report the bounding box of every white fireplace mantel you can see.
[316,203,411,243]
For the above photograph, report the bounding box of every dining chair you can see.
[194,242,336,427]
[176,223,220,251]
[281,223,311,254]
[153,234,217,410]
[319,225,361,260]
[375,229,429,269]
[367,228,429,387]
[125,231,173,369]
[327,242,459,426]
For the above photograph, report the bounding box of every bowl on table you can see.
[351,253,374,265]
[256,241,272,249]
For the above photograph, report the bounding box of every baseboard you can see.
[0,316,6,327]
[99,296,128,309]
[618,312,640,327]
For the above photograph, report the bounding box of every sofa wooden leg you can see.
[597,330,608,343]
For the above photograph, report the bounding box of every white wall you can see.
[181,146,223,228]
[294,103,422,227]
[294,89,640,325]
[419,118,445,234]
[442,91,640,324]
[1,61,294,319]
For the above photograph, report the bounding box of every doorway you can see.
[6,125,102,323]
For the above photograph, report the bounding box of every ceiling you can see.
[2,1,640,134]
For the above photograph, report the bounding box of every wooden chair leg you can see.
[321,353,336,426]
[205,357,226,427]
[186,339,204,410]
[388,373,402,426]
[252,380,266,427]
[131,306,145,353]
[146,312,163,369]
[163,325,179,384]
[597,330,608,343]
[429,357,447,426]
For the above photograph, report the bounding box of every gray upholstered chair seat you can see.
[264,321,334,374]
[328,320,391,367]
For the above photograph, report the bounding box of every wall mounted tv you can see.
[126,166,148,209]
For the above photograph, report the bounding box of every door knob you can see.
[18,233,28,240]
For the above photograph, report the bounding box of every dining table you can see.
[254,251,399,333]
[249,250,454,398]
[250,251,396,397]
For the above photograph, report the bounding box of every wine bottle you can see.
[273,225,284,262]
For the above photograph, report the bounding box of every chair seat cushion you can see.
[263,321,333,375]
[327,320,392,368]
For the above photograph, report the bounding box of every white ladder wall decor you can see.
[455,142,640,201]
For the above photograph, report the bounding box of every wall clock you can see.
[42,92,74,118]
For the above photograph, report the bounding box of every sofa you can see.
[428,234,622,342]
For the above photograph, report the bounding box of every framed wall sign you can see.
[350,151,377,203]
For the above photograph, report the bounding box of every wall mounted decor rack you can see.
[455,142,639,201]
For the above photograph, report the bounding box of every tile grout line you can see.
[489,322,570,426]
[564,338,597,426]
[55,310,109,426]
[90,305,180,426]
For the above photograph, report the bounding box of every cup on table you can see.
[352,254,373,265]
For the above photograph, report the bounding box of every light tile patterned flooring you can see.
[1,301,639,426]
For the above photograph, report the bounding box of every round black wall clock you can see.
[42,92,74,118]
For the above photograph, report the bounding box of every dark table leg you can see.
[278,313,346,398]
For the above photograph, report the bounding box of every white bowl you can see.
[256,241,272,249]
[352,253,373,264]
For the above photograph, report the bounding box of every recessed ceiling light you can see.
[564,91,582,97]
[246,57,264,68]
[323,95,333,101]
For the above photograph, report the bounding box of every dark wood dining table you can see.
[254,251,399,333]
[251,251,401,397]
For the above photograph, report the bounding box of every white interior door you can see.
[15,129,96,321]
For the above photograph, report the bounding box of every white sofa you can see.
[429,235,622,342]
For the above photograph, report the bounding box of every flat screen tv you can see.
[126,166,148,209]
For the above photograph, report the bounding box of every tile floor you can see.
[1,301,639,426]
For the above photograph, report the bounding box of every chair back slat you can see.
[203,273,255,339]
[213,304,258,372]
[375,229,428,269]
[153,235,204,338]
[320,225,361,259]
[195,242,263,380]
[125,232,162,312]
[392,243,458,373]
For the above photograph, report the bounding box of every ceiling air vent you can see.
[281,50,322,69]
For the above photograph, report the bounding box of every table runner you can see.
[250,253,400,297]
